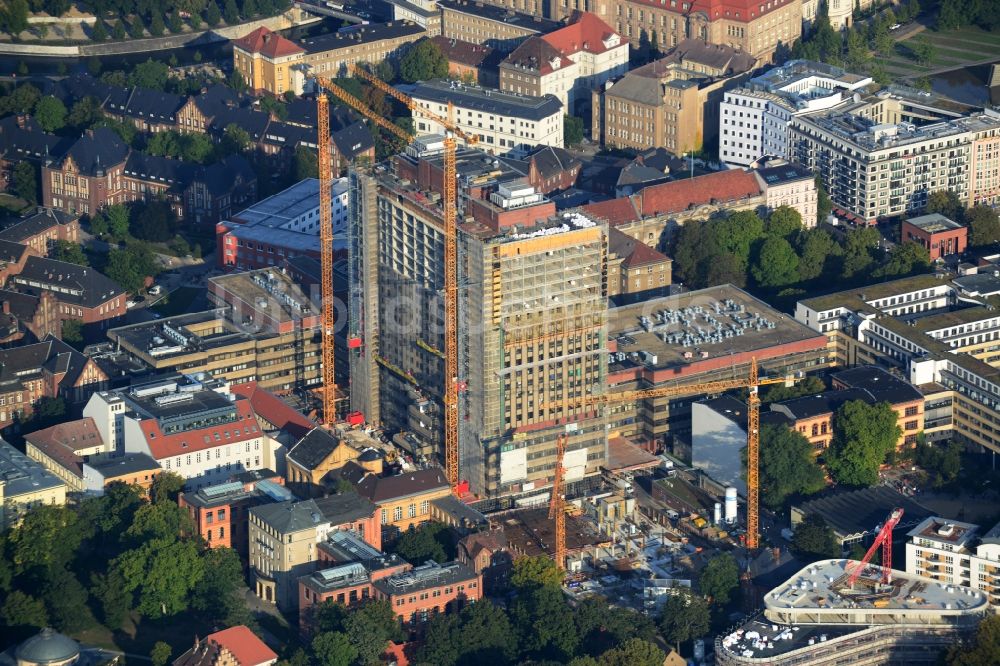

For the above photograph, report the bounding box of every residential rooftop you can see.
[907,516,979,549]
[0,438,64,499]
[406,79,563,121]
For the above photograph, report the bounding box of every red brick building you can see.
[0,209,80,257]
[173,626,278,666]
[902,213,967,261]
[372,560,482,627]
[429,36,500,86]
[8,256,128,331]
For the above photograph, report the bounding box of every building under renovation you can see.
[349,146,609,498]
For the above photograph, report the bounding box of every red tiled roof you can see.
[141,399,261,460]
[233,27,304,59]
[631,0,796,23]
[637,169,762,217]
[24,417,103,479]
[608,227,670,269]
[208,626,277,666]
[581,197,640,226]
[231,381,315,440]
[542,11,622,55]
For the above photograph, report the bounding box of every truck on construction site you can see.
[614,478,633,494]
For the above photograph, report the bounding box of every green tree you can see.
[926,189,964,220]
[511,554,564,591]
[106,203,131,239]
[90,570,131,628]
[114,537,205,618]
[574,597,656,657]
[30,396,67,431]
[797,228,839,282]
[716,210,765,263]
[597,639,665,666]
[845,26,871,71]
[699,552,739,605]
[128,18,145,39]
[792,513,840,560]
[43,567,95,633]
[828,400,902,487]
[205,2,222,26]
[2,0,29,35]
[876,241,930,278]
[54,240,89,266]
[752,236,799,288]
[125,500,195,543]
[150,471,186,504]
[765,205,802,238]
[61,319,83,345]
[398,38,450,83]
[106,244,158,293]
[341,599,405,666]
[815,175,832,224]
[223,0,239,23]
[911,40,935,64]
[510,584,579,661]
[222,123,252,154]
[129,59,169,91]
[312,632,356,666]
[191,548,250,626]
[1,591,48,636]
[151,642,172,666]
[91,19,108,41]
[67,96,104,129]
[169,13,185,33]
[13,161,37,204]
[295,145,318,180]
[840,226,880,280]
[131,199,177,242]
[657,589,710,652]
[913,439,962,488]
[967,205,1000,247]
[937,1,962,30]
[418,599,517,666]
[947,614,1000,665]
[564,114,584,147]
[112,19,127,39]
[392,522,450,563]
[228,69,248,93]
[149,13,165,36]
[755,423,825,509]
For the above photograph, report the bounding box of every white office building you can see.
[719,60,872,167]
[906,516,1000,605]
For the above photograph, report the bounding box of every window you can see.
[394,506,402,521]
[408,504,416,518]
[420,500,429,514]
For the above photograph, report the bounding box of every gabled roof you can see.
[195,154,256,197]
[0,288,42,321]
[13,256,125,307]
[637,169,762,217]
[0,335,96,389]
[503,36,572,75]
[332,120,375,159]
[0,115,72,163]
[541,11,622,56]
[63,127,129,176]
[138,399,260,460]
[124,152,196,189]
[580,196,640,226]
[210,107,271,141]
[231,380,316,440]
[122,87,186,123]
[251,492,376,533]
[0,239,29,265]
[356,467,449,503]
[656,38,757,74]
[608,227,670,269]
[193,85,240,118]
[206,626,277,666]
[288,427,355,471]
[0,208,77,245]
[233,27,304,59]
[24,417,104,480]
[50,72,117,106]
[430,35,496,68]
[528,145,580,181]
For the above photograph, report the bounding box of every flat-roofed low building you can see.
[716,559,989,666]
[372,560,482,626]
[605,284,830,453]
[902,213,968,261]
[406,79,563,157]
[0,438,66,528]
[790,485,932,548]
[108,310,323,394]
[208,268,321,335]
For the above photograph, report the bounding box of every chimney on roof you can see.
[2,302,9,315]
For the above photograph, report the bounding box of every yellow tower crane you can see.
[548,357,794,554]
[312,69,478,491]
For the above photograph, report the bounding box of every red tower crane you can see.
[846,507,904,587]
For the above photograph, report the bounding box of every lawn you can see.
[150,286,206,317]
[888,25,1000,78]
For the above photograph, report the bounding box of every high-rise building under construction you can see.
[349,145,609,498]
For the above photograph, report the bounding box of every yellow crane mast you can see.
[313,69,478,491]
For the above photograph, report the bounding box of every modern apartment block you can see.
[789,107,1000,223]
[906,516,1000,605]
[796,273,1000,456]
[406,80,564,157]
[349,147,609,498]
[719,59,872,167]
